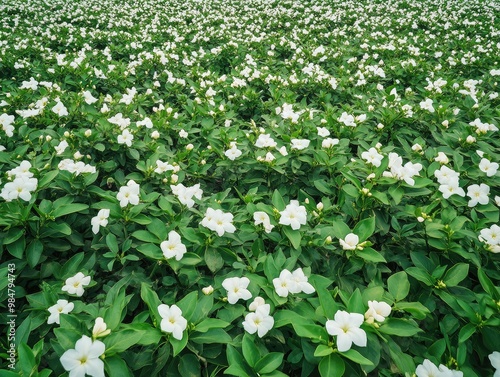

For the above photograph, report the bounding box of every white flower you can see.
[242,306,275,338]
[62,272,91,297]
[160,230,187,261]
[60,335,105,377]
[434,152,449,164]
[117,180,140,207]
[137,117,153,128]
[0,176,38,202]
[273,269,299,297]
[291,268,315,294]
[158,304,187,340]
[317,127,330,137]
[253,211,274,233]
[55,140,69,155]
[91,209,110,234]
[438,182,465,199]
[47,299,74,325]
[489,351,500,377]
[0,113,15,137]
[155,160,175,174]
[278,200,307,230]
[222,277,252,304]
[434,166,460,185]
[479,224,500,246]
[249,297,267,312]
[325,310,367,352]
[364,301,391,323]
[419,98,435,112]
[179,129,188,138]
[202,285,214,295]
[117,128,134,147]
[361,148,384,167]
[467,184,490,207]
[479,158,499,177]
[339,233,359,250]
[225,146,242,160]
[322,138,340,148]
[92,317,111,338]
[200,208,236,236]
[290,139,310,150]
[52,101,68,116]
[338,112,356,127]
[415,359,441,377]
[83,90,98,105]
[255,134,277,148]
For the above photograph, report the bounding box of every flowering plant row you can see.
[0,0,499,376]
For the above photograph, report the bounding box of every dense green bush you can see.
[1,0,499,376]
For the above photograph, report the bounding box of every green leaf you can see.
[7,236,25,259]
[255,352,284,374]
[205,247,224,272]
[106,233,119,254]
[387,271,410,301]
[170,332,188,357]
[195,318,230,333]
[393,302,430,320]
[104,355,133,377]
[225,344,252,377]
[190,328,232,344]
[388,338,415,374]
[478,268,500,300]
[342,184,359,198]
[178,354,201,377]
[458,323,476,343]
[356,247,386,263]
[347,288,364,313]
[38,169,59,188]
[406,267,434,286]
[177,291,198,321]
[136,243,163,259]
[272,189,286,211]
[292,323,329,341]
[26,239,43,267]
[314,345,334,357]
[319,353,345,377]
[105,329,143,354]
[18,343,36,377]
[140,283,162,326]
[378,318,422,336]
[52,203,89,218]
[242,333,260,367]
[132,230,159,243]
[340,349,373,366]
[314,179,335,194]
[353,217,375,241]
[388,186,404,204]
[283,226,302,249]
[443,263,469,287]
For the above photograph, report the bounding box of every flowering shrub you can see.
[0,0,499,376]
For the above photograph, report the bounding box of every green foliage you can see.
[0,0,499,375]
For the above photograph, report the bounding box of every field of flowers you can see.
[1,0,500,375]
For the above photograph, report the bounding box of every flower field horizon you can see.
[1,0,499,376]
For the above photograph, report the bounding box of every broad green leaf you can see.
[195,318,229,333]
[52,203,89,218]
[177,291,198,321]
[319,353,345,377]
[272,189,286,211]
[340,349,373,366]
[255,352,284,374]
[242,333,260,367]
[283,226,302,249]
[178,354,201,377]
[356,247,386,263]
[378,318,422,336]
[442,263,469,287]
[387,271,410,301]
[353,217,375,242]
[104,356,133,377]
